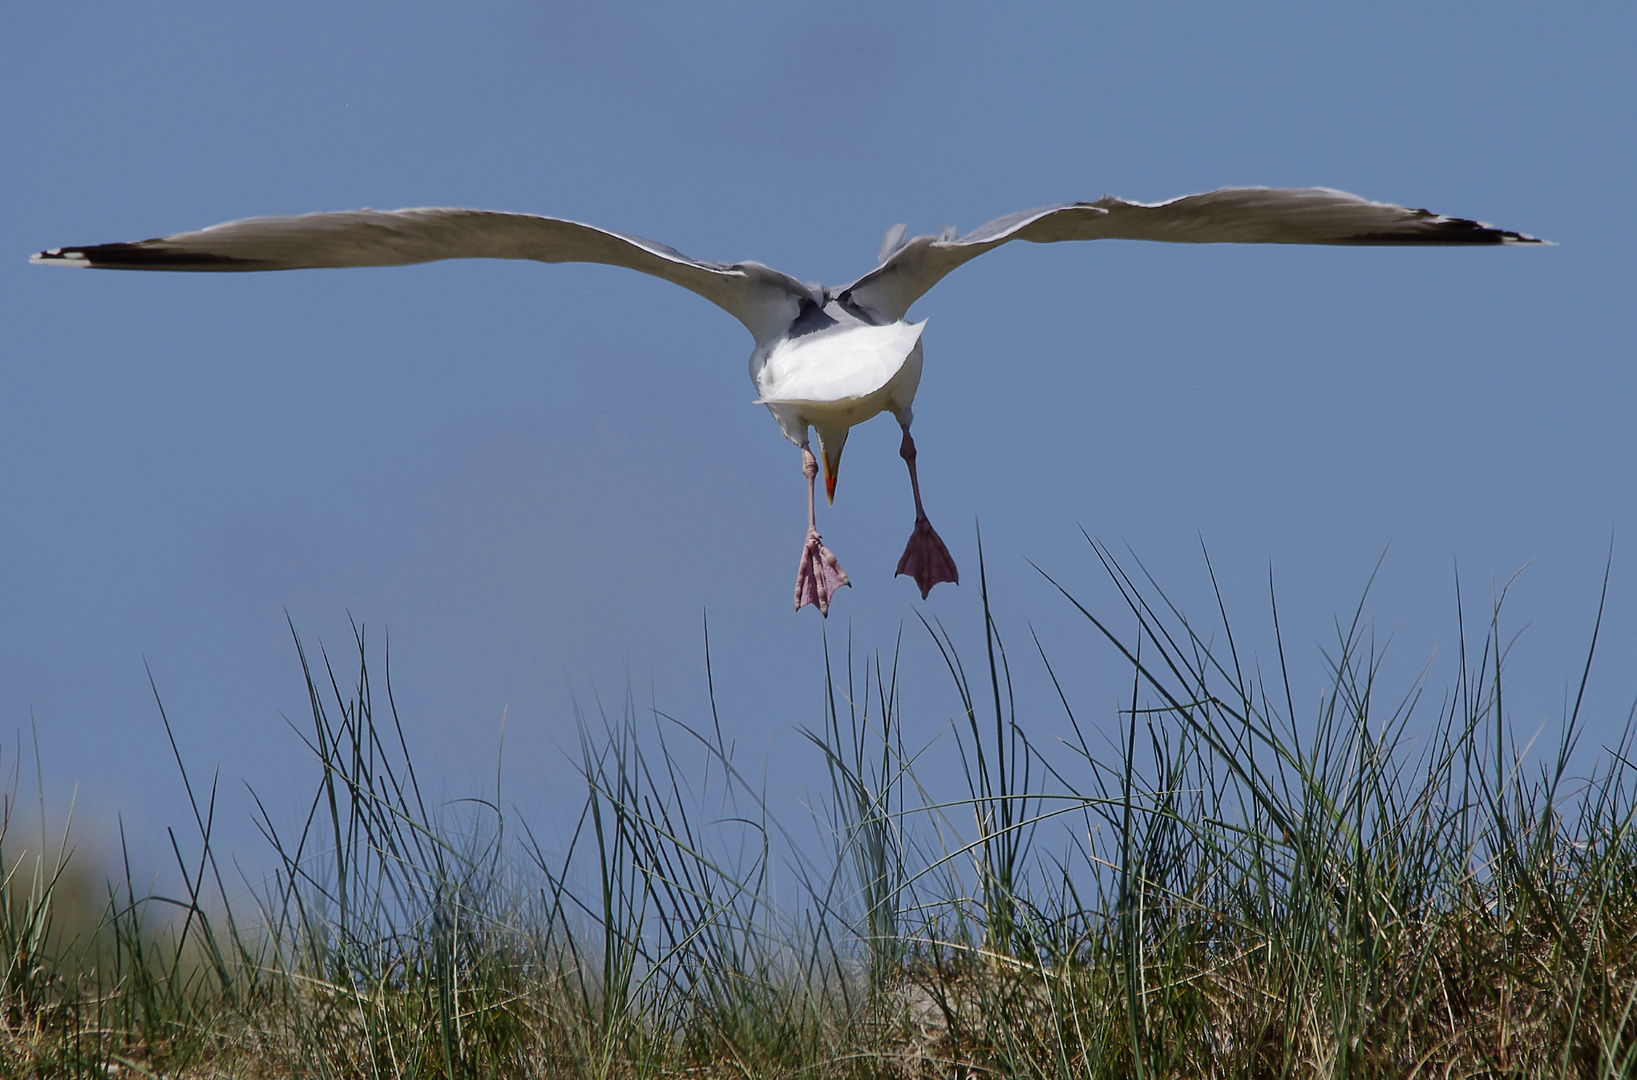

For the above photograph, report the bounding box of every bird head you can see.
[814,426,849,505]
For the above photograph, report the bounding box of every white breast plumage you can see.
[754,320,926,406]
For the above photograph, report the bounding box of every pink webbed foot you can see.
[796,528,850,616]
[896,515,959,600]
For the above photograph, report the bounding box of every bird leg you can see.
[894,426,958,599]
[795,445,849,615]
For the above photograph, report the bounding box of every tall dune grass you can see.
[3,543,1635,1078]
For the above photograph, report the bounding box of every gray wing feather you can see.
[31,208,813,344]
[877,223,908,265]
[841,186,1546,324]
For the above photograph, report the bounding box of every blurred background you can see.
[2,2,1631,893]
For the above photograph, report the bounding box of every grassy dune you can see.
[4,544,1636,1078]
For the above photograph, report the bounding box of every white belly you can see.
[753,320,926,445]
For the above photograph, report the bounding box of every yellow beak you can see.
[822,445,840,505]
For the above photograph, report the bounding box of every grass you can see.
[3,541,1636,1078]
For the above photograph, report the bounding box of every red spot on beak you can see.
[825,470,837,503]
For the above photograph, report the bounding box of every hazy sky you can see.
[4,4,1632,884]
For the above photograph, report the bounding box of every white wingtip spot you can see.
[30,249,90,266]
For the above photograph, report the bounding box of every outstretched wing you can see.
[31,207,815,345]
[840,186,1547,324]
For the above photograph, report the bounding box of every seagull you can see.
[32,187,1544,615]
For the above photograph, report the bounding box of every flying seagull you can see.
[32,187,1544,615]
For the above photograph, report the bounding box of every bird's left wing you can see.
[32,208,814,345]
[839,186,1547,324]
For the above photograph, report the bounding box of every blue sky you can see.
[3,4,1632,882]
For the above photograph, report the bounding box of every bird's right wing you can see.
[840,186,1547,324]
[32,207,815,346]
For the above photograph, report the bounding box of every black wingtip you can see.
[1349,210,1550,246]
[28,241,269,270]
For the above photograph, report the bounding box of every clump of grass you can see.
[892,543,1637,1078]
[3,541,1635,1078]
[0,735,80,1058]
